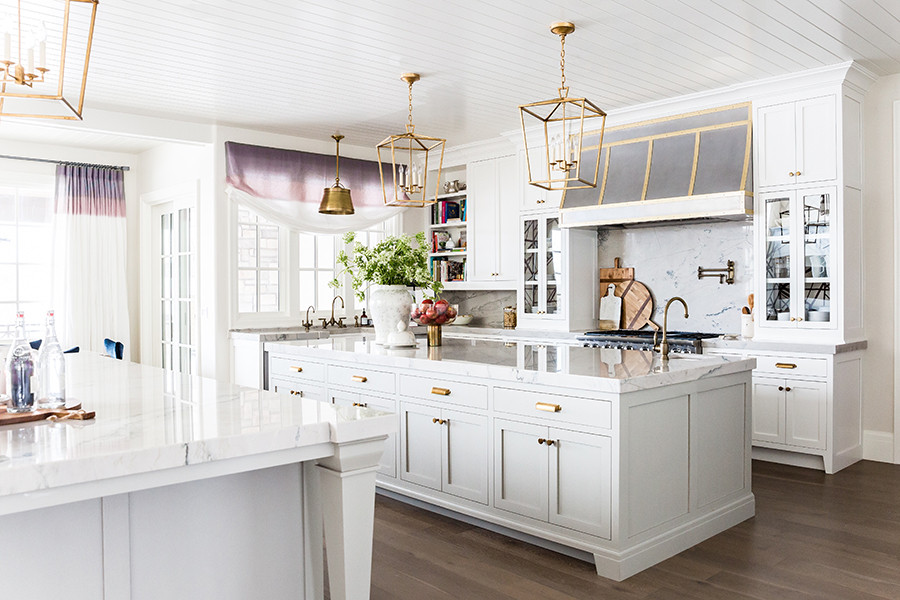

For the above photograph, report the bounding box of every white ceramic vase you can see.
[368,284,413,344]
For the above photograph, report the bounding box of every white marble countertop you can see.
[703,336,867,355]
[0,354,395,504]
[265,333,755,394]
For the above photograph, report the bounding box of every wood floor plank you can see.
[324,459,900,599]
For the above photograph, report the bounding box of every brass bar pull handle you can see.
[352,402,368,408]
[291,366,303,372]
[535,402,562,413]
[431,387,451,396]
[352,375,368,383]
[775,363,797,369]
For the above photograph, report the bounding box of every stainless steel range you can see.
[577,330,720,354]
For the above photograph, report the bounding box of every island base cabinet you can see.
[494,419,612,540]
[399,401,489,505]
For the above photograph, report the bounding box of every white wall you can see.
[862,74,899,446]
[0,141,141,361]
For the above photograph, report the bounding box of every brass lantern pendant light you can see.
[519,22,606,191]
[377,73,446,207]
[319,133,355,215]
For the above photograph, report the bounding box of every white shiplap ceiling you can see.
[5,0,900,149]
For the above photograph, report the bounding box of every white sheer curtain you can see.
[52,164,130,358]
[224,141,405,233]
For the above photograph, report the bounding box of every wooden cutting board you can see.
[0,402,95,426]
[598,284,622,330]
[616,279,653,330]
[598,257,634,283]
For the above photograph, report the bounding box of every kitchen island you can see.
[0,353,395,600]
[264,333,757,580]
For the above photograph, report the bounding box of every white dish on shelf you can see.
[807,311,830,322]
[451,315,473,325]
[379,341,419,349]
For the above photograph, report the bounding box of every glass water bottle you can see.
[37,310,66,409]
[5,311,36,413]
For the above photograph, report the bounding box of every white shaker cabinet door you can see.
[796,96,837,186]
[493,419,548,521]
[400,401,442,491]
[751,377,786,444]
[441,408,489,504]
[757,102,797,188]
[548,427,612,540]
[785,380,827,450]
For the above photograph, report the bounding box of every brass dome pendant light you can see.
[319,133,355,215]
[519,22,606,191]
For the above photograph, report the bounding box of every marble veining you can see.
[0,354,394,500]
[599,220,754,334]
[441,290,517,328]
[266,333,755,394]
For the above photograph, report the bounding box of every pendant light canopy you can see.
[519,22,606,192]
[319,133,355,215]
[0,0,99,120]
[377,73,445,207]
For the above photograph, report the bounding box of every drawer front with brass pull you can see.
[268,356,326,382]
[495,387,611,429]
[269,376,326,402]
[398,374,487,410]
[755,356,826,378]
[328,364,395,394]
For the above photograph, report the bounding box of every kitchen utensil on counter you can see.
[740,313,754,338]
[741,306,750,314]
[598,258,653,330]
[748,294,754,313]
[598,284,622,330]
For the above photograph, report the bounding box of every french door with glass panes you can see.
[151,201,197,373]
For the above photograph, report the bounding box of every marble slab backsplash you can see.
[441,290,517,328]
[598,220,754,335]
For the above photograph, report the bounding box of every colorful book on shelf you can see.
[447,260,465,281]
[432,230,451,252]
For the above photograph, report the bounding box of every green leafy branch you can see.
[330,231,442,301]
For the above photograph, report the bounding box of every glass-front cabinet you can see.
[761,187,834,328]
[522,215,563,319]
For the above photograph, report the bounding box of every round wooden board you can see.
[612,280,653,330]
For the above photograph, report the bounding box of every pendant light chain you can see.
[408,80,415,129]
[559,32,567,93]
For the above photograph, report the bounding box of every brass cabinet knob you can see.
[546,439,555,446]
[778,386,784,391]
[433,417,440,424]
[798,317,804,321]
[789,171,795,177]
[537,438,556,446]
[790,317,796,322]
[432,417,446,425]
[796,171,801,176]
[785,386,792,392]
[537,437,546,445]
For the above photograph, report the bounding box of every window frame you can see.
[229,202,400,329]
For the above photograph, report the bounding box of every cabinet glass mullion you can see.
[545,217,560,315]
[764,195,791,321]
[523,218,539,314]
[801,192,831,323]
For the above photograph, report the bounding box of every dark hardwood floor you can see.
[356,460,900,599]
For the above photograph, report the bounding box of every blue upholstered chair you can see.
[104,338,124,360]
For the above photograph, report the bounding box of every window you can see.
[298,225,387,313]
[236,207,280,313]
[0,179,55,342]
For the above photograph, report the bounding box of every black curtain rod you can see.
[0,154,131,171]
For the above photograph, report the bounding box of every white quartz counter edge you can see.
[704,337,867,354]
[265,339,756,394]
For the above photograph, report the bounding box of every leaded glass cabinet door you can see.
[545,217,562,315]
[764,194,791,322]
[801,191,832,326]
[523,218,539,314]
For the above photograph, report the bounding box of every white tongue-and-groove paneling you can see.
[5,0,900,146]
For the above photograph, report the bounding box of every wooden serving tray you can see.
[0,402,95,426]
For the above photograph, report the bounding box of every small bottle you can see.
[360,309,370,326]
[37,310,66,408]
[5,311,36,413]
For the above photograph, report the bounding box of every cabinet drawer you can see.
[269,376,327,402]
[328,364,395,395]
[398,374,488,410]
[494,387,612,430]
[268,355,326,382]
[755,356,826,378]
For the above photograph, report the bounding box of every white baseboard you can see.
[863,430,895,463]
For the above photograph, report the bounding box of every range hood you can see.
[560,103,753,228]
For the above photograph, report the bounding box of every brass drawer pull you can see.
[291,366,303,372]
[352,402,368,408]
[352,375,368,383]
[431,387,451,396]
[775,363,797,369]
[535,402,562,413]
